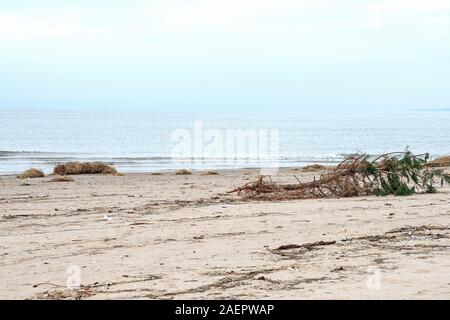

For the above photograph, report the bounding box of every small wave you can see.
[0,152,342,163]
[0,150,80,156]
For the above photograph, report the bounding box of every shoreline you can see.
[2,152,448,177]
[0,161,342,176]
[0,165,327,177]
[1,167,450,299]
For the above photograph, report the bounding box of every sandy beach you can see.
[1,167,450,300]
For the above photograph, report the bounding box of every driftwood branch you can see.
[229,151,450,200]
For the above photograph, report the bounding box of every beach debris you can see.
[299,164,328,172]
[275,240,336,251]
[53,161,118,175]
[331,266,345,272]
[426,156,450,168]
[269,224,450,258]
[176,169,192,175]
[49,175,75,182]
[202,171,219,175]
[229,151,450,200]
[17,168,45,179]
[36,287,96,300]
[103,214,113,221]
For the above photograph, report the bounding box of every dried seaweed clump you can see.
[53,162,118,175]
[49,175,75,182]
[176,169,192,175]
[300,164,328,172]
[17,168,45,179]
[426,156,450,168]
[202,171,219,175]
[229,151,450,200]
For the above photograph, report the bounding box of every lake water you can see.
[1,111,449,174]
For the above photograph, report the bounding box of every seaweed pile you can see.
[17,168,45,179]
[53,162,118,175]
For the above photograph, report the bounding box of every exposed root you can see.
[269,224,450,258]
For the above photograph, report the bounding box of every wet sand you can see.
[1,168,450,299]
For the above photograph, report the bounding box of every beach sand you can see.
[1,167,450,299]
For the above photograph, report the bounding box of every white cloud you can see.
[1,1,317,40]
[143,0,323,31]
[365,0,450,31]
[0,6,84,39]
[369,0,450,13]
[1,0,448,46]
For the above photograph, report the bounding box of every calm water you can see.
[1,111,449,174]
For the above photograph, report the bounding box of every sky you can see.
[0,0,449,112]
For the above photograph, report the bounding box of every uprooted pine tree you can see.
[229,151,450,200]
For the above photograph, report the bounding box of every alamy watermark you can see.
[366,266,382,290]
[171,121,280,175]
[66,265,81,289]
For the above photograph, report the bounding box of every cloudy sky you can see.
[1,0,449,112]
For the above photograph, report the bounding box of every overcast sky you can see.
[1,0,449,112]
